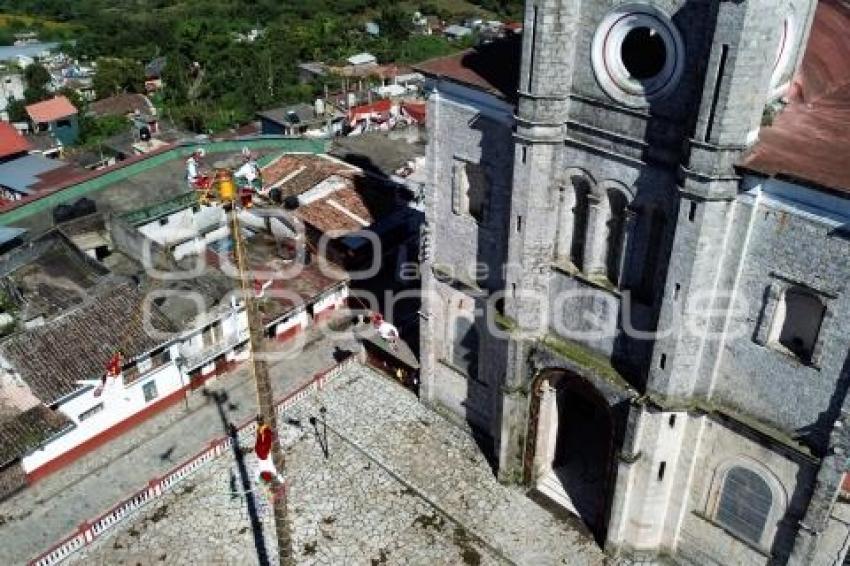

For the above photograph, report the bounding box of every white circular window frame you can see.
[591,4,686,107]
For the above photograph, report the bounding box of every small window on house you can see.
[158,216,169,226]
[56,119,72,128]
[452,317,479,377]
[771,286,825,363]
[715,466,773,545]
[192,205,200,213]
[123,363,139,385]
[79,403,104,422]
[142,380,159,403]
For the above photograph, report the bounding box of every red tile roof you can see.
[296,176,399,235]
[0,282,177,404]
[414,38,521,101]
[348,99,393,122]
[25,96,78,124]
[0,122,31,159]
[401,102,427,124]
[739,0,850,194]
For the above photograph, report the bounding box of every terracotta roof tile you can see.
[296,177,399,235]
[739,0,850,194]
[88,93,154,118]
[0,405,71,465]
[25,96,78,124]
[414,37,521,101]
[0,122,32,159]
[0,282,178,404]
[261,154,356,198]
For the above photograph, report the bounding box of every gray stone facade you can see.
[419,0,850,564]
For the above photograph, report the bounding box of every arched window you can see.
[715,466,773,544]
[771,286,825,363]
[569,177,591,270]
[452,317,479,377]
[605,189,629,285]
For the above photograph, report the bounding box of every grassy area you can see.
[0,13,78,44]
[0,14,73,29]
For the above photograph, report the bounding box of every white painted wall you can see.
[313,285,348,314]
[22,358,184,473]
[138,206,225,248]
[274,310,308,336]
[0,73,24,116]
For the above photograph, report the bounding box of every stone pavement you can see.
[0,330,360,565]
[67,364,605,565]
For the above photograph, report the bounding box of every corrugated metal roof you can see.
[0,154,65,194]
[0,226,27,246]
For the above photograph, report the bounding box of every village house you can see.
[25,95,79,149]
[0,122,67,203]
[0,141,359,489]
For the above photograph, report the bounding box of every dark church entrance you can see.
[526,371,616,543]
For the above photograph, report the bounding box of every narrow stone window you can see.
[451,159,489,223]
[688,201,697,222]
[570,177,591,270]
[516,215,523,233]
[705,44,729,143]
[521,146,528,164]
[715,467,772,545]
[452,316,479,377]
[659,353,667,369]
[637,208,666,302]
[668,414,676,428]
[605,189,629,285]
[527,6,539,91]
[673,283,681,301]
[657,461,666,481]
[769,286,826,364]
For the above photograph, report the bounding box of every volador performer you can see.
[253,414,284,486]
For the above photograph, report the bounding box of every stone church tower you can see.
[418,0,850,563]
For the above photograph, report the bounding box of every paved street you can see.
[67,364,605,565]
[0,330,360,565]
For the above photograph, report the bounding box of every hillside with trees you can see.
[0,0,523,132]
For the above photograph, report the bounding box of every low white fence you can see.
[29,355,357,566]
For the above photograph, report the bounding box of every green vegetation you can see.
[538,333,634,392]
[0,0,522,134]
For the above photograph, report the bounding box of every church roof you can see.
[414,37,521,101]
[739,0,850,195]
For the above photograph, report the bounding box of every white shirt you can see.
[186,157,200,183]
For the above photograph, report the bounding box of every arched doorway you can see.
[525,370,616,542]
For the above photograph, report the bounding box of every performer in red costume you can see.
[105,351,123,381]
[254,414,283,484]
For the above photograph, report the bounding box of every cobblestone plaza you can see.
[67,365,605,565]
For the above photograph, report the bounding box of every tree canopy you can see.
[0,0,523,133]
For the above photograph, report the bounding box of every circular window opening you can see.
[621,27,667,80]
[591,5,685,106]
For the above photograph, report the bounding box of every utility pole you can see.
[227,183,294,565]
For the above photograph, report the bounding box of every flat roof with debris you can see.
[0,138,328,234]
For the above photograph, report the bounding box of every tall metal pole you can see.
[228,199,294,565]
